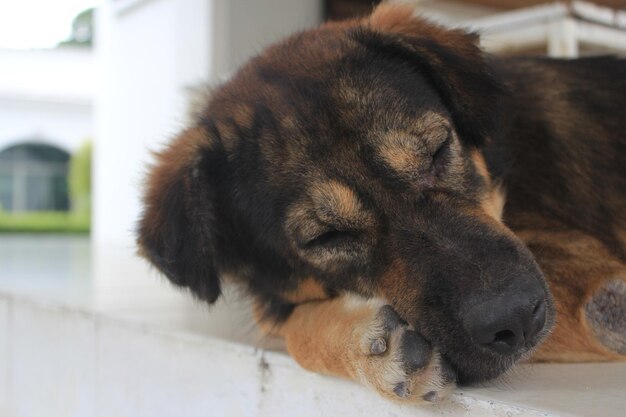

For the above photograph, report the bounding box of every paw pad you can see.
[370,337,387,355]
[358,304,455,403]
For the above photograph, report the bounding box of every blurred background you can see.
[0,0,624,247]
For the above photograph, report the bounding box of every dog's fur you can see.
[137,4,626,403]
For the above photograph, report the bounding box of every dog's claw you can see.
[370,337,387,355]
[423,391,438,402]
[393,382,410,398]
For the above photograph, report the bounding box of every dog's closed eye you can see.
[302,228,361,249]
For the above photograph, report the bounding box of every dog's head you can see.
[137,5,554,383]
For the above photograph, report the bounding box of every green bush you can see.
[69,141,92,217]
[0,211,89,234]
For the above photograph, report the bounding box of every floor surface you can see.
[0,235,624,417]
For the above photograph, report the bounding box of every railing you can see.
[456,1,626,57]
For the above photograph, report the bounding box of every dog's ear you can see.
[137,125,224,303]
[357,4,505,147]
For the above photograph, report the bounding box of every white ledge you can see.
[0,235,624,417]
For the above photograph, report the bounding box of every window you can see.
[0,142,70,212]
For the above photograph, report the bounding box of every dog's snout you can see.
[462,286,547,355]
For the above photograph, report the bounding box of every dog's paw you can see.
[353,305,456,403]
[585,278,626,355]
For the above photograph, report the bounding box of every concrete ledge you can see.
[0,235,624,417]
[1,291,625,417]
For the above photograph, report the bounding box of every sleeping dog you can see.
[137,4,626,403]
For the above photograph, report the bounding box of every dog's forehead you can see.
[216,25,447,122]
[246,54,450,146]
[209,25,456,192]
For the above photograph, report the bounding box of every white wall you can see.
[0,98,92,153]
[0,48,93,105]
[93,0,322,248]
[0,47,94,153]
[93,0,212,248]
[212,0,323,77]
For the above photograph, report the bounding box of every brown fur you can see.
[309,181,372,228]
[471,151,505,221]
[282,277,329,304]
[367,5,481,55]
[512,214,626,362]
[378,259,421,324]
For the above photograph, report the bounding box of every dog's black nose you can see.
[462,288,547,355]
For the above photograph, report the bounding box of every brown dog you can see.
[137,4,626,404]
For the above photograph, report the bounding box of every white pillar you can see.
[93,0,214,249]
[548,17,579,58]
[93,0,322,252]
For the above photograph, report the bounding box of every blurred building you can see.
[0,10,94,213]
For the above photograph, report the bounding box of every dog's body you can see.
[138,5,625,404]
[487,56,626,362]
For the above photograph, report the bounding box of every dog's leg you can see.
[256,295,455,403]
[516,226,626,362]
[585,278,626,355]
